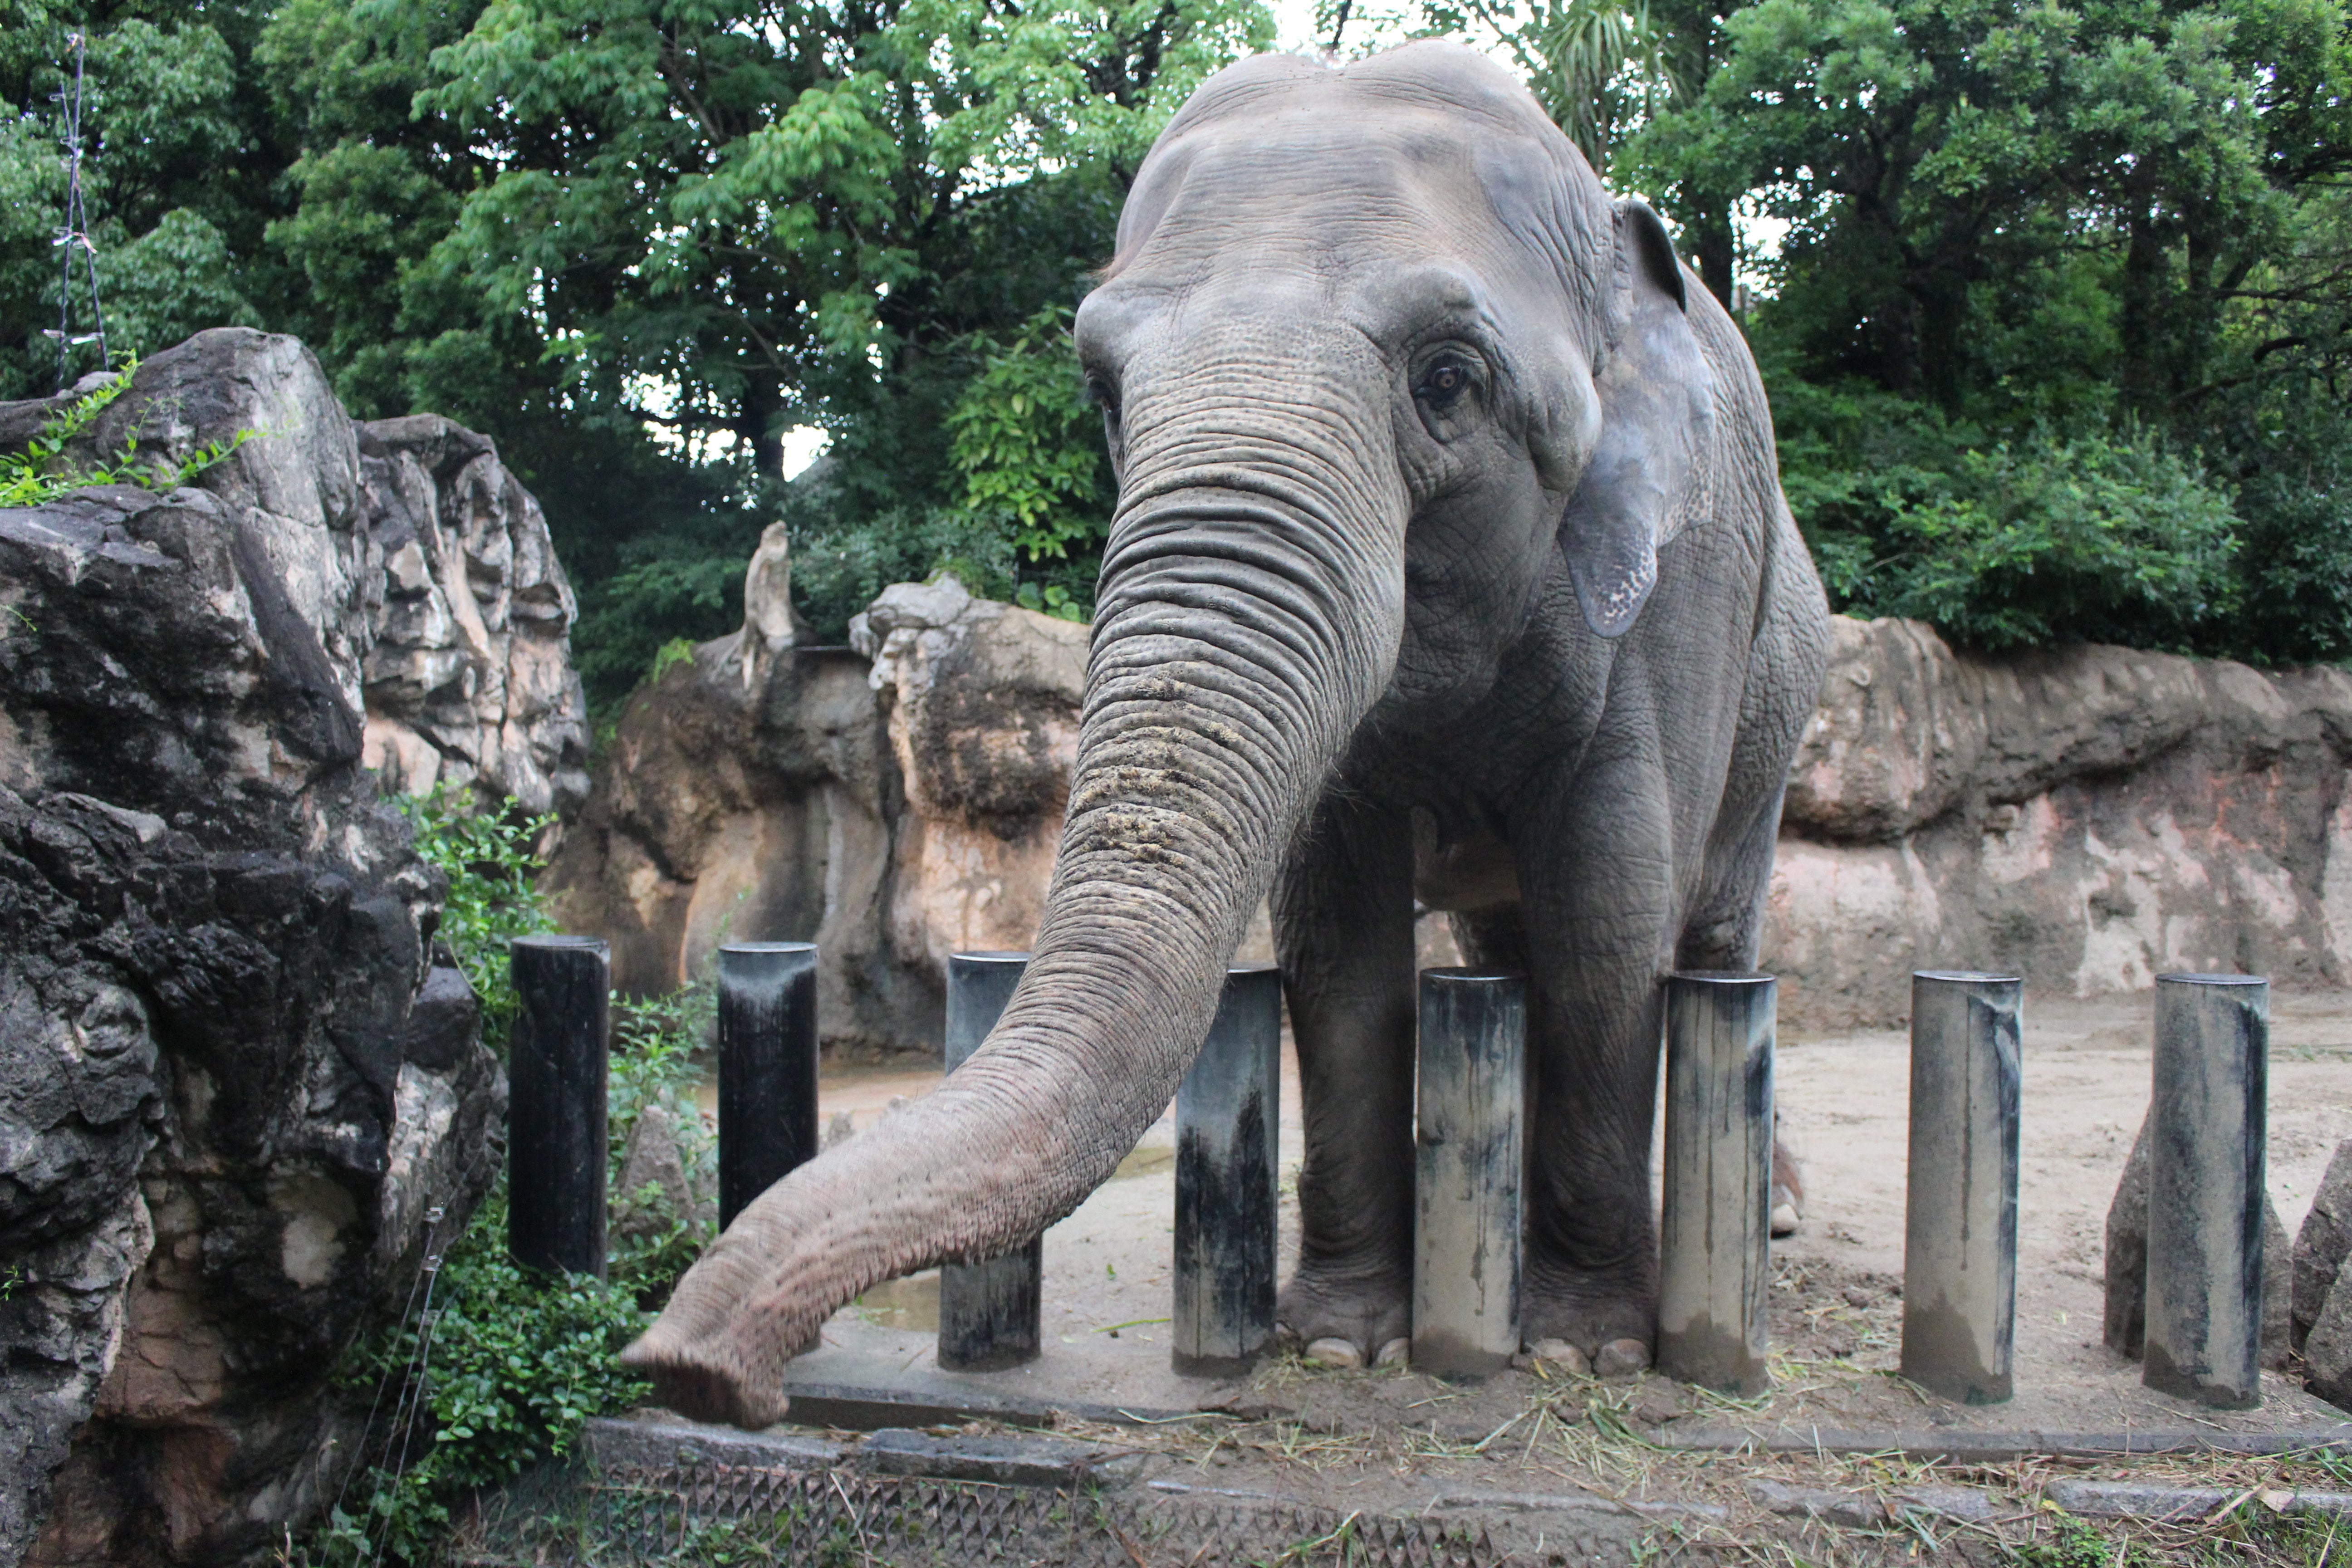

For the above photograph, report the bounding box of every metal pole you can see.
[1412,968,1526,1378]
[1173,965,1283,1376]
[1658,971,1774,1396]
[937,951,1041,1372]
[717,941,820,1229]
[508,935,609,1277]
[1901,970,2022,1403]
[2145,973,2269,1409]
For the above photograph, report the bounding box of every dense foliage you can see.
[1613,0,2352,656]
[397,780,556,1047]
[5,0,2350,692]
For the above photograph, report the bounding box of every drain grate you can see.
[464,1457,1526,1567]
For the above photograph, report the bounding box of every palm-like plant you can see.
[1445,0,1685,168]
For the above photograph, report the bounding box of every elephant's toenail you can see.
[1374,1338,1411,1367]
[1594,1338,1651,1377]
[1305,1337,1364,1369]
[1769,1201,1800,1237]
[1515,1338,1590,1377]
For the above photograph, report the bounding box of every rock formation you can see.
[6,332,590,818]
[1766,615,2352,1024]
[0,330,555,1566]
[2296,1142,2352,1351]
[544,546,1090,1054]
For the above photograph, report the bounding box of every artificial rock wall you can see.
[1765,615,2352,1024]
[561,565,2352,1041]
[545,567,1091,1055]
[0,329,583,1567]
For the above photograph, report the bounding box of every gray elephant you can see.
[626,40,1830,1422]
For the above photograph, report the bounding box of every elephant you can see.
[624,39,1831,1424]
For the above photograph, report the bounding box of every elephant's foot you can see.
[1522,1254,1656,1366]
[1275,1259,1410,1367]
[1771,1136,1806,1238]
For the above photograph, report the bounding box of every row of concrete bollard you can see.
[1651,968,2271,1410]
[505,934,2270,1406]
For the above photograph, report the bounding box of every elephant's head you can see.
[623,40,1716,1425]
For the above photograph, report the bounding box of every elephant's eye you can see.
[1084,373,1122,422]
[1416,356,1476,411]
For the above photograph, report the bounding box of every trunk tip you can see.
[621,1328,789,1430]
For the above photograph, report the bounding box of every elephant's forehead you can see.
[1120,111,1558,288]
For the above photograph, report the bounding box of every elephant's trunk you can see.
[626,323,1405,1425]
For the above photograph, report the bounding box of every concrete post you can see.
[1412,968,1526,1378]
[1901,970,2022,1404]
[1173,965,1284,1376]
[937,951,1042,1372]
[508,935,610,1278]
[2145,973,2269,1409]
[1658,971,1774,1396]
[716,942,820,1229]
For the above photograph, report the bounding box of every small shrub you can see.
[647,636,699,682]
[2007,1513,2154,1568]
[321,1192,652,1567]
[0,362,260,507]
[606,984,719,1309]
[396,781,555,1052]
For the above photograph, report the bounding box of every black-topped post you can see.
[1412,968,1527,1378]
[508,935,610,1277]
[1173,965,1283,1376]
[1901,970,2022,1403]
[937,951,1041,1372]
[717,941,820,1228]
[2145,973,2269,1409]
[1658,971,1774,1396]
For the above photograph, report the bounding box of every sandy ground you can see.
[746,987,2352,1439]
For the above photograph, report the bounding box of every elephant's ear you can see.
[1559,199,1716,639]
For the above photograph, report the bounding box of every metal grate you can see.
[463,1457,1519,1567]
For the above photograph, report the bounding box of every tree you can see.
[1619,0,2352,657]
[256,0,1268,701]
[0,0,293,395]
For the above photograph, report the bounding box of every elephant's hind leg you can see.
[1270,790,1419,1366]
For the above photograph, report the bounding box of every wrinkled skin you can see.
[625,42,1831,1423]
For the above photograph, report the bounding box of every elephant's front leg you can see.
[1271,789,1418,1367]
[1515,746,1678,1366]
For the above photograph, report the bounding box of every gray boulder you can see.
[2294,1140,2352,1352]
[2101,1111,2290,1370]
[0,334,523,1568]
[2307,1267,2352,1412]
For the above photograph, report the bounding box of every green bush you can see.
[942,304,1111,601]
[319,1192,652,1567]
[1775,370,2242,653]
[395,781,555,1051]
[606,984,720,1310]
